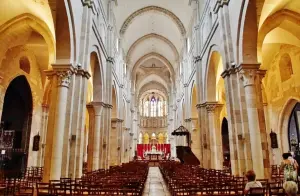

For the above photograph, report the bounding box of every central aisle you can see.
[143,167,171,196]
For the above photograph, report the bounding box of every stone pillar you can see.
[205,102,223,169]
[100,105,112,169]
[37,104,49,167]
[197,103,209,168]
[50,69,74,180]
[221,67,252,176]
[238,64,265,178]
[131,109,138,159]
[68,67,90,178]
[86,102,104,170]
[256,70,270,177]
[116,119,124,165]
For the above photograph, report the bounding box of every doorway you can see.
[0,75,33,177]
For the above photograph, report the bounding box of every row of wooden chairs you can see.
[34,161,149,196]
[159,161,286,196]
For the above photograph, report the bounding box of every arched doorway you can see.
[0,75,33,177]
[288,103,300,151]
[221,117,230,169]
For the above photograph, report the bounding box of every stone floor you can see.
[143,167,171,196]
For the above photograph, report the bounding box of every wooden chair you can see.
[36,182,52,196]
[248,187,266,196]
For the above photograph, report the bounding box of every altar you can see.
[136,144,170,160]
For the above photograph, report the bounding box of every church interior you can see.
[0,0,300,195]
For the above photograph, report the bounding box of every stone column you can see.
[86,102,104,170]
[69,67,90,178]
[131,109,138,159]
[205,102,223,169]
[50,69,74,180]
[256,70,270,177]
[197,103,209,168]
[238,64,265,178]
[221,67,251,177]
[100,105,111,169]
[37,104,49,167]
[116,119,123,165]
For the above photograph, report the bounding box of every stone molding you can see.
[194,56,201,63]
[107,57,115,64]
[213,0,230,13]
[120,6,186,36]
[86,101,113,110]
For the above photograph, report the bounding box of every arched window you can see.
[279,53,293,82]
[143,100,149,117]
[150,96,156,117]
[158,100,163,117]
[288,103,300,151]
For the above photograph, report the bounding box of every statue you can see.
[151,145,157,152]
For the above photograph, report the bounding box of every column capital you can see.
[184,118,192,122]
[75,64,91,79]
[116,119,124,123]
[86,101,105,115]
[221,66,237,78]
[203,102,223,113]
[238,63,261,87]
[45,63,76,88]
[196,103,206,109]
[56,71,73,88]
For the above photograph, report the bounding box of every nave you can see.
[142,167,170,196]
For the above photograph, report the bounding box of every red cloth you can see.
[137,144,170,159]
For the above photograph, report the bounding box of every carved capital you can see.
[204,102,223,113]
[86,102,105,115]
[221,67,237,78]
[75,65,91,79]
[238,64,260,87]
[57,70,73,88]
[257,69,267,81]
[196,103,206,109]
[184,118,192,122]
[106,104,113,109]
[194,56,201,63]
[116,119,124,123]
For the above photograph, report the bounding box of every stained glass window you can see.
[150,97,156,117]
[143,101,149,117]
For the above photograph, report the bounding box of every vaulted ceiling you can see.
[114,0,193,102]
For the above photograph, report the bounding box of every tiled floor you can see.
[143,167,171,196]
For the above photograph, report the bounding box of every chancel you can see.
[0,0,299,195]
